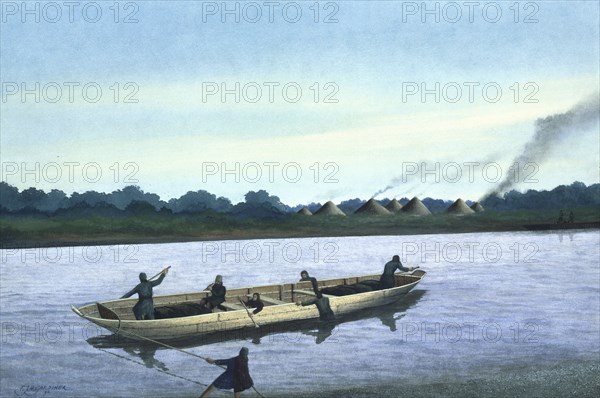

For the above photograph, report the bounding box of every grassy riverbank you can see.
[284,360,600,398]
[1,207,599,249]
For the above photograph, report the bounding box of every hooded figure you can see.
[245,293,264,315]
[380,255,414,289]
[297,271,335,321]
[121,269,168,320]
[199,348,254,398]
[200,275,227,309]
[233,348,254,393]
[299,270,320,296]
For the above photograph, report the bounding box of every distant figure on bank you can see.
[557,209,565,224]
[200,275,227,310]
[244,293,264,315]
[568,211,574,223]
[300,270,320,296]
[121,267,169,320]
[380,255,418,289]
[198,347,254,398]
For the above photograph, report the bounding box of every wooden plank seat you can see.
[293,289,333,298]
[256,296,288,305]
[218,302,245,311]
[293,289,318,296]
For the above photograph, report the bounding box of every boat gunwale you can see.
[72,271,425,325]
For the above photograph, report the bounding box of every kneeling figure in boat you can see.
[200,275,227,310]
[243,293,264,315]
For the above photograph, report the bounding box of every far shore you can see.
[1,207,599,249]
[2,224,600,250]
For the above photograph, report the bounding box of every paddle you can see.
[239,298,260,328]
[399,266,419,275]
[149,266,171,281]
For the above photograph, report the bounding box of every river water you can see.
[1,230,599,397]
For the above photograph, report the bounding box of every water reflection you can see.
[379,312,398,332]
[301,321,336,344]
[557,231,575,243]
[87,290,426,366]
[122,345,169,371]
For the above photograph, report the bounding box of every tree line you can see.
[1,181,598,218]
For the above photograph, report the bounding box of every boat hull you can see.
[72,271,425,341]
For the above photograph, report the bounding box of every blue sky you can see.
[1,1,599,204]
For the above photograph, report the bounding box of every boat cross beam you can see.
[246,295,288,305]
[219,302,245,311]
[293,289,317,296]
[293,289,334,298]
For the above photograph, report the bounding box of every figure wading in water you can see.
[198,347,254,398]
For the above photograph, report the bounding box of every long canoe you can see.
[71,270,426,341]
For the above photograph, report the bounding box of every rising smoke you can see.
[372,179,402,198]
[481,94,599,200]
[371,94,599,201]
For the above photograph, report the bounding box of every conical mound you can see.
[354,199,391,215]
[297,207,313,215]
[400,197,432,216]
[446,198,475,215]
[385,198,403,213]
[470,202,485,212]
[313,201,346,216]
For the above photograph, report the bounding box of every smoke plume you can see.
[481,94,599,200]
[372,181,401,198]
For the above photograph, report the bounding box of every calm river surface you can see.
[1,230,599,397]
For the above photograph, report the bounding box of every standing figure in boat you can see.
[198,347,254,398]
[121,267,169,320]
[380,255,418,289]
[244,293,264,315]
[200,275,227,310]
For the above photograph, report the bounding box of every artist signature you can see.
[14,385,68,396]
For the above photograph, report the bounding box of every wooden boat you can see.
[86,290,427,349]
[71,270,426,341]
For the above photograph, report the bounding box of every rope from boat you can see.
[113,327,267,398]
[97,347,210,387]
[115,328,222,364]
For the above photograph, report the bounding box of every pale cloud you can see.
[2,76,597,203]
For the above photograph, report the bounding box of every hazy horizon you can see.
[2,1,599,204]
